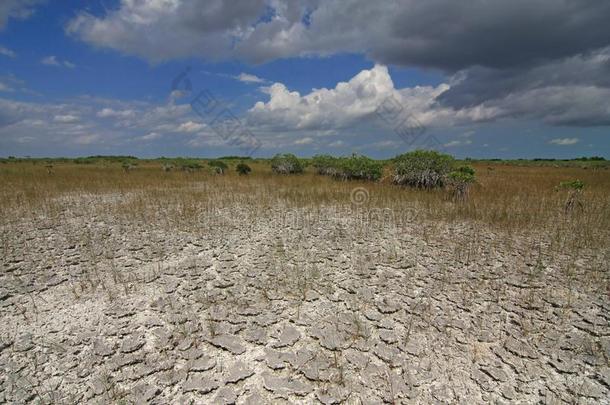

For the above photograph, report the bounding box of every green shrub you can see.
[457,165,475,175]
[311,154,341,176]
[208,160,228,174]
[558,179,585,190]
[448,165,476,201]
[449,165,476,182]
[393,150,455,188]
[575,156,605,161]
[271,154,304,174]
[236,162,252,175]
[179,162,203,171]
[334,154,383,181]
[121,162,137,172]
[312,154,383,181]
[218,156,252,160]
[557,180,585,213]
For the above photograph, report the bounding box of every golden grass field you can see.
[2,160,609,250]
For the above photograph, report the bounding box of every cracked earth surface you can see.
[1,199,608,404]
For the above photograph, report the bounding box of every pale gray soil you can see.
[1,201,608,404]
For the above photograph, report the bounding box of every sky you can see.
[0,0,609,159]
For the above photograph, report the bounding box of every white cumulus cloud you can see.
[247,64,497,133]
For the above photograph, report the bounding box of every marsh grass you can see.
[1,161,609,255]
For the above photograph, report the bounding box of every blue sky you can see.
[0,0,608,158]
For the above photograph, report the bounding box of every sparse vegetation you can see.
[1,156,607,246]
[6,1,610,401]
[0,155,608,404]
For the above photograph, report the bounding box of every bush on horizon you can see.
[271,154,304,174]
[207,160,228,174]
[393,150,455,188]
[236,162,252,175]
[311,154,341,176]
[447,165,476,201]
[312,154,383,181]
[335,154,384,181]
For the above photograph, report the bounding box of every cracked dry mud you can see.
[1,199,608,404]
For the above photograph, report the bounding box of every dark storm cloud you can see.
[65,1,606,66]
[372,0,610,71]
[438,47,610,108]
[66,0,610,71]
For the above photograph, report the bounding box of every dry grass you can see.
[1,160,608,255]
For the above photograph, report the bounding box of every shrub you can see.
[208,160,228,174]
[236,162,252,175]
[393,150,455,188]
[334,154,383,181]
[180,162,203,172]
[448,165,476,201]
[312,154,383,181]
[575,156,605,161]
[73,158,95,165]
[271,154,304,174]
[450,165,475,179]
[121,162,137,172]
[218,156,252,160]
[311,155,341,176]
[558,179,585,190]
[557,180,585,214]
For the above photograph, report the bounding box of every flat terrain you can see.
[1,161,609,404]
